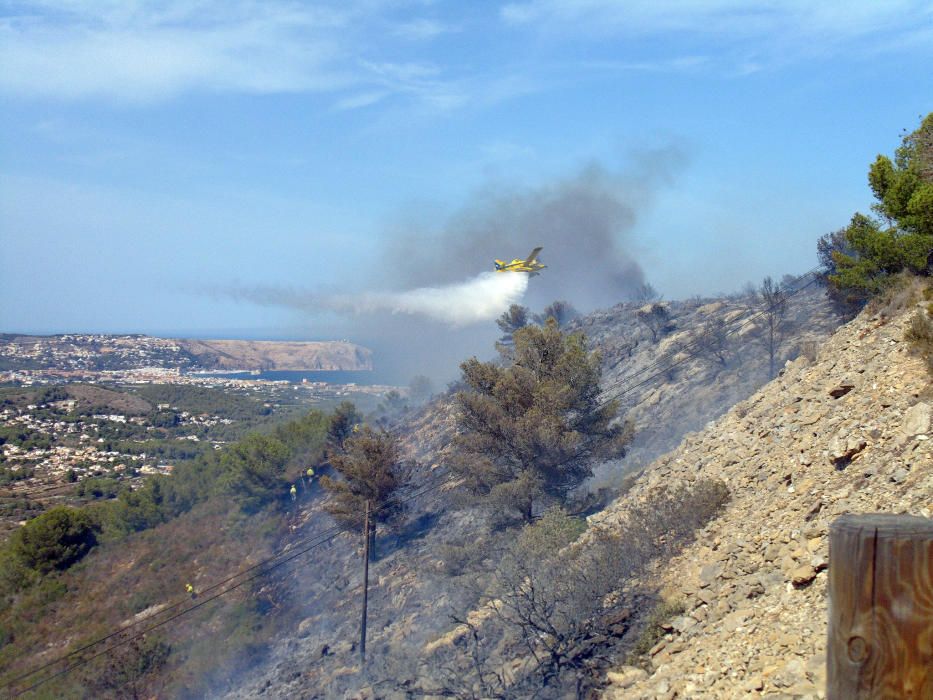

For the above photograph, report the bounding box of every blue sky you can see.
[1,0,932,344]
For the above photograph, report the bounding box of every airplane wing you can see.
[525,247,543,264]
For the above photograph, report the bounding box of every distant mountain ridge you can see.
[0,333,373,372]
[180,339,372,371]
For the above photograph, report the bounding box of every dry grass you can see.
[906,307,933,378]
[868,272,929,319]
[0,501,283,698]
[625,598,687,669]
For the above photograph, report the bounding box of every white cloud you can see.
[580,55,709,73]
[500,0,933,45]
[0,0,418,101]
[334,90,391,111]
[391,18,453,40]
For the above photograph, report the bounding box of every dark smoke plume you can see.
[216,147,688,382]
[381,148,687,311]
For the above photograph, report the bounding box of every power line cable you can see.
[8,470,460,697]
[600,266,822,401]
[599,267,823,405]
[9,527,345,698]
[2,519,346,686]
[8,269,826,694]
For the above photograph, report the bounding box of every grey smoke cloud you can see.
[217,147,689,381]
[382,147,688,311]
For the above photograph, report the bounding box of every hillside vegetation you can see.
[0,409,334,698]
[1,114,929,699]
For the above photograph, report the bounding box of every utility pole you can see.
[359,500,371,665]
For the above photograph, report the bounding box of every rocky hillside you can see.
[594,299,931,698]
[578,278,840,477]
[217,282,847,699]
[405,278,842,486]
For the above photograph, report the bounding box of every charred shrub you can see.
[438,536,494,577]
[421,479,730,696]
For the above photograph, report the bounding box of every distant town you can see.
[0,333,402,540]
[0,332,373,374]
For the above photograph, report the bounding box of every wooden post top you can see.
[827,512,933,699]
[830,513,933,537]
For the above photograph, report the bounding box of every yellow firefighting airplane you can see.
[494,247,546,275]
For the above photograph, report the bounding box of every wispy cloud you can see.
[580,55,709,74]
[500,0,933,63]
[391,18,454,41]
[0,0,356,101]
[334,90,391,111]
[0,0,478,105]
[5,0,926,109]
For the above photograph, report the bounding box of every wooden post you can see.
[827,513,933,699]
[360,500,371,665]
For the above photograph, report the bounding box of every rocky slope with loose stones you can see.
[595,299,932,699]
[217,282,847,699]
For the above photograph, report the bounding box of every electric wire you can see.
[598,267,824,405]
[7,269,829,695]
[7,469,460,697]
[599,266,822,402]
[3,519,345,687]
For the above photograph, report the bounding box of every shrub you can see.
[438,537,493,577]
[423,479,729,695]
[829,114,933,300]
[636,303,673,342]
[219,433,290,514]
[867,271,927,317]
[535,300,580,328]
[8,507,98,575]
[77,476,121,499]
[82,634,170,700]
[906,308,933,376]
[694,317,730,367]
[625,598,687,669]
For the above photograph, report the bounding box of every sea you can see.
[188,369,392,385]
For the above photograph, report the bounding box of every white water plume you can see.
[221,271,529,327]
[342,271,529,325]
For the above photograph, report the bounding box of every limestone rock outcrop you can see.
[598,303,931,699]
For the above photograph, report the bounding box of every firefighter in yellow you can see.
[290,484,297,501]
[185,582,195,598]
